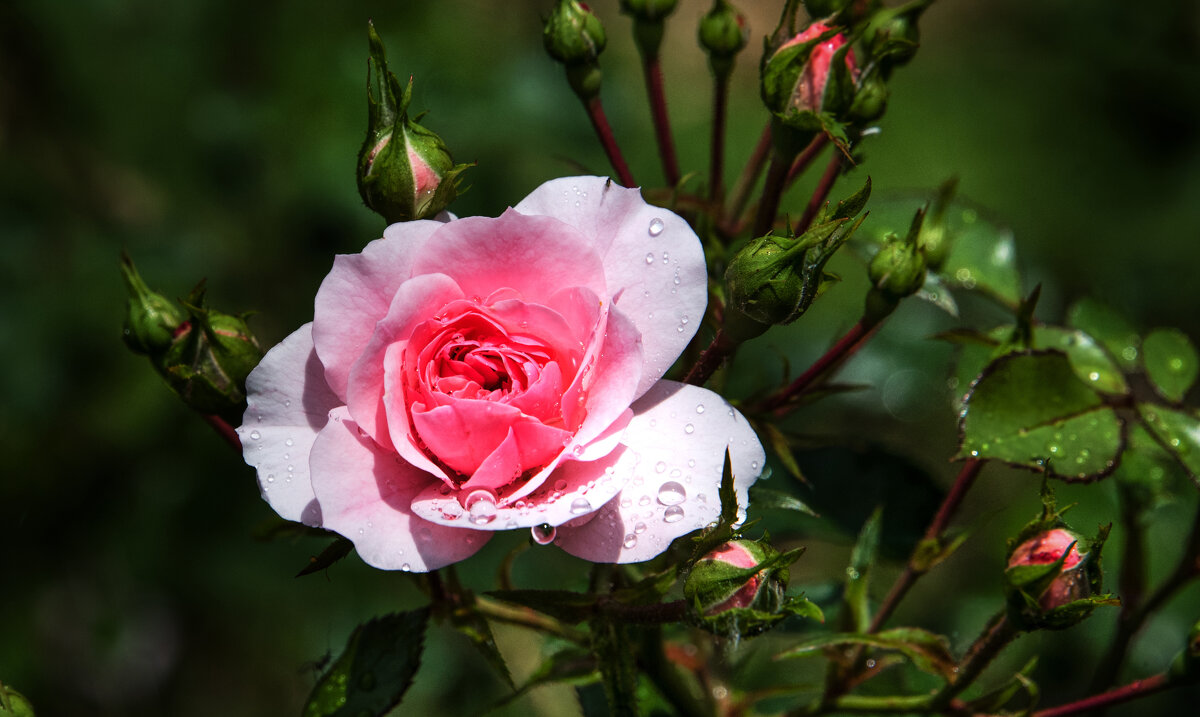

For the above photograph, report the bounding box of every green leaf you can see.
[1034,327,1129,396]
[909,531,970,574]
[296,537,355,577]
[762,423,807,483]
[776,628,957,680]
[958,352,1124,481]
[1138,404,1200,484]
[304,607,430,717]
[1067,299,1140,371]
[914,271,959,317]
[964,656,1039,713]
[845,507,883,632]
[1113,423,1189,509]
[1142,328,1199,402]
[748,486,818,517]
[493,646,597,710]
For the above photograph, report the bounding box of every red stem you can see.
[752,149,794,238]
[682,330,736,387]
[796,152,843,233]
[204,414,242,451]
[723,123,772,232]
[709,72,730,204]
[643,54,680,187]
[785,134,829,188]
[753,317,881,415]
[1032,673,1173,717]
[584,96,636,188]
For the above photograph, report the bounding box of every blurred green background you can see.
[2,0,1199,715]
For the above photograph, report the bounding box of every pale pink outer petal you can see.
[562,305,643,458]
[344,273,465,451]
[408,209,608,307]
[512,176,707,397]
[553,381,765,564]
[237,323,341,526]
[410,444,631,530]
[312,220,445,399]
[309,407,489,571]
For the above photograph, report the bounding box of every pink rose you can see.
[779,22,859,114]
[238,176,764,571]
[1008,528,1089,610]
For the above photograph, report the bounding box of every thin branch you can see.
[583,96,636,188]
[642,53,680,187]
[1033,673,1173,717]
[751,148,794,238]
[709,72,730,204]
[204,414,242,451]
[785,134,829,188]
[723,122,772,231]
[751,316,883,415]
[796,152,843,234]
[683,330,737,387]
[473,595,589,645]
[931,612,1019,709]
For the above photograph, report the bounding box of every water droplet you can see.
[657,481,686,506]
[284,438,294,447]
[569,497,592,515]
[266,474,275,483]
[249,430,261,440]
[634,521,647,534]
[531,524,556,544]
[1088,371,1101,382]
[623,534,638,549]
[440,500,464,522]
[645,252,655,265]
[1170,357,1185,372]
[655,461,667,473]
[639,495,652,506]
[466,490,497,525]
[684,424,695,434]
[751,461,759,471]
[662,252,670,264]
[554,479,568,491]
[663,505,685,523]
[648,217,665,236]
[401,563,411,572]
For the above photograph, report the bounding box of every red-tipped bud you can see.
[1007,529,1087,611]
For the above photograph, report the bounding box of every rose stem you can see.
[708,70,730,204]
[642,52,680,187]
[787,693,934,716]
[203,414,242,451]
[750,314,885,415]
[930,611,1020,709]
[1088,499,1200,694]
[637,626,711,717]
[867,458,986,634]
[472,595,589,645]
[784,134,829,188]
[722,122,772,233]
[583,96,637,188]
[597,597,686,624]
[795,151,843,234]
[1032,673,1175,717]
[682,329,737,387]
[751,147,796,238]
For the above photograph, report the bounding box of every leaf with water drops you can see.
[958,351,1124,481]
[1142,328,1199,403]
[1068,299,1141,371]
[1138,404,1200,484]
[1112,423,1189,509]
[303,607,430,717]
[1034,327,1128,396]
[775,628,957,681]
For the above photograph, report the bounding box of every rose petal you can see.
[237,323,341,525]
[412,398,569,482]
[409,209,608,307]
[410,444,630,530]
[345,273,464,451]
[553,381,764,563]
[513,176,706,396]
[309,407,489,571]
[312,220,446,399]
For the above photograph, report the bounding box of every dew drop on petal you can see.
[401,563,411,572]
[569,497,592,515]
[249,430,261,441]
[285,438,294,447]
[555,479,568,491]
[645,252,655,265]
[648,217,664,236]
[466,490,498,526]
[634,521,647,534]
[695,404,705,414]
[684,424,695,434]
[623,533,638,549]
[657,481,686,506]
[638,495,651,506]
[663,505,685,523]
[655,461,667,473]
[531,523,556,545]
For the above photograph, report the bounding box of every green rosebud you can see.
[847,72,889,123]
[358,23,470,224]
[869,207,928,299]
[862,0,932,74]
[699,0,749,77]
[619,0,678,19]
[761,22,859,121]
[0,680,35,717]
[1003,526,1118,630]
[915,177,958,268]
[544,0,607,100]
[121,253,187,355]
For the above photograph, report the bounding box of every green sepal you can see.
[295,536,355,577]
[748,485,818,517]
[0,681,35,717]
[760,26,840,115]
[909,531,969,574]
[861,0,933,72]
[869,205,928,299]
[303,608,431,717]
[120,252,186,355]
[544,0,607,66]
[1142,328,1199,403]
[776,627,957,681]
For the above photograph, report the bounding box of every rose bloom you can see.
[238,176,764,571]
[1008,528,1089,610]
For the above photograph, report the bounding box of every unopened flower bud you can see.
[869,207,927,299]
[619,0,678,19]
[358,23,469,225]
[1008,529,1089,611]
[847,73,889,123]
[121,253,186,355]
[761,22,859,125]
[688,541,785,613]
[862,0,932,74]
[544,0,607,66]
[0,681,34,717]
[699,0,748,77]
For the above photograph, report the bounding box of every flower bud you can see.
[847,73,889,123]
[687,541,785,614]
[544,0,607,66]
[1007,529,1089,611]
[868,207,928,299]
[761,22,859,125]
[862,0,932,75]
[358,23,470,224]
[121,253,186,355]
[0,681,34,717]
[619,0,678,19]
[698,0,748,77]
